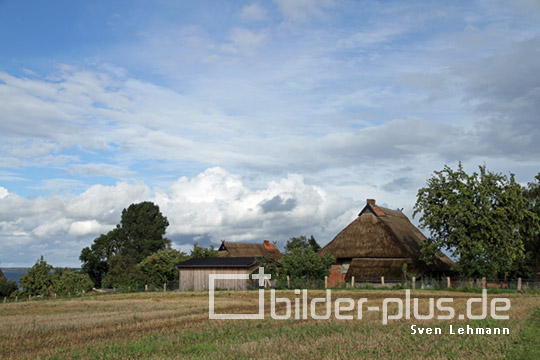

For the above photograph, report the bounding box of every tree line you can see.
[3,163,538,298]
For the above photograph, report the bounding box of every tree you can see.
[414,163,540,279]
[119,202,171,263]
[284,235,321,253]
[19,256,54,296]
[278,247,335,285]
[80,202,170,287]
[137,249,189,288]
[190,242,219,258]
[523,173,540,275]
[101,254,140,289]
[53,270,93,296]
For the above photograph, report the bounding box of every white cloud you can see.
[68,220,110,236]
[0,167,358,266]
[0,187,8,199]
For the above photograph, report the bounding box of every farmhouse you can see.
[320,199,454,282]
[218,240,281,260]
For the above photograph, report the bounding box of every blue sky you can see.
[1,0,539,267]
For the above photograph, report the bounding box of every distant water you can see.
[2,269,28,286]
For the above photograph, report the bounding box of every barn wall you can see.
[179,268,253,291]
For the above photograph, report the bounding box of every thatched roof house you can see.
[321,199,454,281]
[218,240,281,260]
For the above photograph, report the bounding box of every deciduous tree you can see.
[20,256,54,296]
[414,163,539,279]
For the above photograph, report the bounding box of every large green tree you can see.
[414,163,539,279]
[80,202,170,288]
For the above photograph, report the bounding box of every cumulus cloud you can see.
[0,167,358,266]
[260,195,297,213]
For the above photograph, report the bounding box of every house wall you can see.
[179,267,254,291]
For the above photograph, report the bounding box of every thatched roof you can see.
[218,240,281,260]
[176,257,259,268]
[321,199,454,274]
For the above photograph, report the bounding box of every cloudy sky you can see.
[1,0,539,267]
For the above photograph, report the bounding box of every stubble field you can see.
[0,289,539,359]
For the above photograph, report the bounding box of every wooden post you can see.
[54,293,57,298]
[287,275,290,288]
[324,276,328,289]
[3,297,6,304]
[28,295,31,301]
[447,277,451,288]
[482,277,486,289]
[351,276,355,289]
[15,296,18,302]
[412,276,416,289]
[163,283,167,292]
[145,284,148,291]
[265,278,270,288]
[517,278,522,292]
[381,276,385,286]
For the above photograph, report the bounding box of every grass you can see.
[0,290,538,359]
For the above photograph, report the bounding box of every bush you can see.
[0,277,18,297]
[53,270,93,296]
[138,249,189,288]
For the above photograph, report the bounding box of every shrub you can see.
[53,270,93,296]
[0,277,18,297]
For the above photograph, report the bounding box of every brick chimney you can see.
[367,199,376,206]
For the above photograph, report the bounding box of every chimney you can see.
[367,199,376,206]
[263,240,273,249]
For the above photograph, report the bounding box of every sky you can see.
[0,0,539,267]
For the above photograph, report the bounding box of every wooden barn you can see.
[320,199,454,282]
[218,240,281,260]
[176,257,261,291]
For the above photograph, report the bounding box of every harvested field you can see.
[0,290,538,359]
